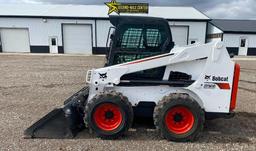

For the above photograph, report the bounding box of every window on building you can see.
[240,39,246,47]
[191,41,196,44]
[51,38,56,46]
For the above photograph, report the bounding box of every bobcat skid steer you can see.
[24,16,240,141]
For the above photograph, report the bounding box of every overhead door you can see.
[170,26,189,46]
[0,28,30,53]
[63,24,92,54]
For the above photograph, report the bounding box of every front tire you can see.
[84,91,133,139]
[153,93,205,142]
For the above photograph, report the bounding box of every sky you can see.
[0,0,255,19]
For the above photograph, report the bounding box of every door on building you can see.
[49,36,58,53]
[170,26,189,46]
[0,34,2,52]
[63,24,92,54]
[238,38,248,55]
[0,28,30,53]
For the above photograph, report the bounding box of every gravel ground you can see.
[0,54,255,151]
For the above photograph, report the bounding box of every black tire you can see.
[153,93,205,142]
[84,91,133,139]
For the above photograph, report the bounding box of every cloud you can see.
[0,0,43,4]
[205,0,256,19]
[22,0,43,4]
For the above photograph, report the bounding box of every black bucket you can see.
[24,86,89,139]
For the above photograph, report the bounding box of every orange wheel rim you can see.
[93,103,123,131]
[165,106,195,134]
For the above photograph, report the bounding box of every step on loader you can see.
[24,16,240,141]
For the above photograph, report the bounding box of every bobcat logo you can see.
[99,73,107,79]
[205,75,211,80]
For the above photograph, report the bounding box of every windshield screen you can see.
[111,24,167,65]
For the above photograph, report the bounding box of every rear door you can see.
[170,26,189,46]
[0,28,30,53]
[49,36,58,54]
[63,24,92,54]
[238,38,248,55]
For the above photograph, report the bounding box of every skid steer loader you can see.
[24,16,240,141]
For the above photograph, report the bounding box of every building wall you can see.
[169,21,207,44]
[0,17,96,53]
[207,23,223,42]
[0,17,96,46]
[94,19,113,54]
[207,23,223,34]
[223,34,256,47]
[223,33,256,55]
[207,23,256,56]
[0,17,208,54]
[96,20,112,48]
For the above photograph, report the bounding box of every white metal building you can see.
[0,4,209,54]
[208,19,256,56]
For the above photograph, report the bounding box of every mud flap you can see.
[24,86,89,139]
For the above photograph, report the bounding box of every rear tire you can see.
[84,91,133,139]
[153,93,204,142]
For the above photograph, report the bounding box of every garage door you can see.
[0,28,30,53]
[63,24,92,54]
[170,26,189,46]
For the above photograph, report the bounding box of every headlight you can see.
[86,70,92,83]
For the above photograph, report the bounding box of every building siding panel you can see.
[92,47,107,54]
[0,17,207,54]
[247,48,256,56]
[30,46,49,53]
[226,47,239,55]
[169,21,207,45]
[0,18,96,47]
[223,34,256,48]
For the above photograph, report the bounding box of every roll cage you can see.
[105,16,174,66]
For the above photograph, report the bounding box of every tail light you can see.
[230,63,240,111]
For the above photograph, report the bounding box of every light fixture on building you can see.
[42,18,47,23]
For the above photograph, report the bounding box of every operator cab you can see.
[105,16,174,66]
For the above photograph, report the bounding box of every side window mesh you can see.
[120,28,144,49]
[117,27,164,50]
[112,25,168,80]
[146,29,161,47]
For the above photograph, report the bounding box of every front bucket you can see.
[24,108,77,138]
[24,86,89,139]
